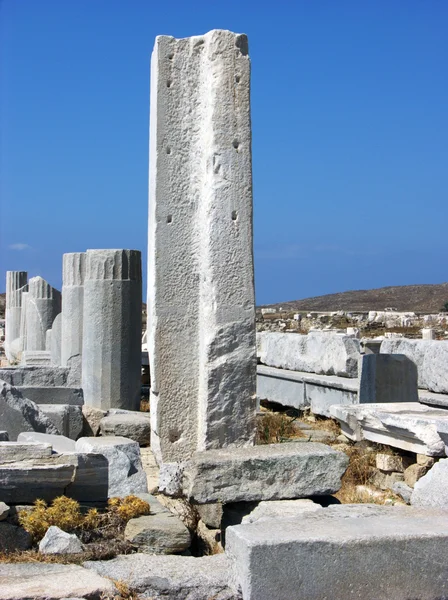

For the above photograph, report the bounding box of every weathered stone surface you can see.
[50,314,62,366]
[82,249,142,411]
[39,526,83,554]
[0,563,116,600]
[140,447,159,494]
[0,457,75,503]
[411,459,448,507]
[0,450,108,504]
[358,354,418,404]
[0,441,52,462]
[100,413,151,446]
[168,443,348,503]
[376,453,412,473]
[417,453,435,467]
[196,503,223,529]
[0,523,31,552]
[257,366,359,416]
[196,519,223,555]
[330,402,448,456]
[124,513,191,554]
[65,453,109,502]
[241,499,321,524]
[5,272,27,362]
[81,405,106,436]
[17,431,76,454]
[0,432,8,442]
[0,380,59,441]
[404,463,428,488]
[84,553,237,600]
[148,30,257,466]
[0,503,9,521]
[371,470,404,490]
[75,436,147,497]
[38,404,83,440]
[61,252,85,368]
[226,505,448,600]
[25,276,61,352]
[21,351,52,366]
[392,481,413,504]
[15,386,83,406]
[257,331,361,377]
[0,366,70,387]
[381,338,448,393]
[422,341,448,394]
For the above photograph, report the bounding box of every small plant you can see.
[19,495,150,543]
[441,301,448,313]
[256,411,301,444]
[107,495,151,521]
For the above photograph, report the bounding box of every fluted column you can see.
[61,252,86,368]
[5,271,28,361]
[82,249,142,410]
[25,277,61,351]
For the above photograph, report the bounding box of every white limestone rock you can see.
[241,499,322,524]
[0,442,52,463]
[226,505,448,600]
[411,459,448,508]
[124,513,191,554]
[330,402,448,456]
[75,436,148,497]
[257,331,361,378]
[100,413,151,446]
[148,30,256,465]
[381,338,448,393]
[0,563,116,600]
[171,443,348,504]
[0,503,9,521]
[39,526,83,555]
[0,380,59,441]
[83,553,236,600]
[18,431,76,454]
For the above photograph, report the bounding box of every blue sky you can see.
[1,1,447,305]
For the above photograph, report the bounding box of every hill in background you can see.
[0,294,4,319]
[261,283,448,314]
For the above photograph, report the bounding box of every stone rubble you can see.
[39,526,83,555]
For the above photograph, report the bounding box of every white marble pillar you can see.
[148,30,256,464]
[61,252,86,368]
[82,249,142,410]
[5,271,28,361]
[25,277,61,352]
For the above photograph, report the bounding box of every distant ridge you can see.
[261,283,448,313]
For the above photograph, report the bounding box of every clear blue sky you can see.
[1,1,447,305]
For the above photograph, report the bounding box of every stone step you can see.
[160,442,348,504]
[226,505,448,600]
[0,563,115,600]
[330,402,448,456]
[83,554,235,600]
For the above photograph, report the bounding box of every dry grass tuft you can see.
[256,411,304,444]
[18,495,151,545]
[140,399,149,412]
[102,579,140,600]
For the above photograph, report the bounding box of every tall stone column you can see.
[25,277,61,352]
[82,249,142,410]
[148,30,257,465]
[61,252,86,368]
[5,271,28,361]
[19,291,29,355]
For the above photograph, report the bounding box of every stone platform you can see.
[330,402,448,456]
